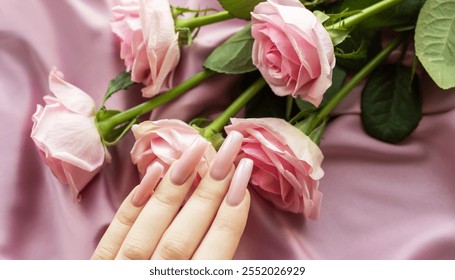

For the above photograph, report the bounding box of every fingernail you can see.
[210,131,243,180]
[226,158,254,207]
[132,162,164,207]
[170,137,208,185]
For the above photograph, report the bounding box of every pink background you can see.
[1,0,454,259]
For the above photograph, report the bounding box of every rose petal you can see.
[48,67,95,116]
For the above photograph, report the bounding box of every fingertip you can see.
[170,137,208,185]
[226,158,254,207]
[210,131,244,181]
[132,162,164,207]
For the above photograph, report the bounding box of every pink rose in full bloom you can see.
[225,118,324,218]
[31,68,110,199]
[130,119,216,180]
[251,0,335,107]
[111,0,180,97]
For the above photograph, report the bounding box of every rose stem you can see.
[326,0,403,31]
[96,70,215,138]
[175,11,234,30]
[203,77,267,139]
[306,35,404,133]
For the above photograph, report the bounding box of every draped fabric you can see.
[1,0,454,259]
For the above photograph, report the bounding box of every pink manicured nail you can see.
[132,162,164,207]
[226,158,254,207]
[170,138,208,185]
[210,131,243,180]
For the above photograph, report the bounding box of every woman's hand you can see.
[91,131,252,260]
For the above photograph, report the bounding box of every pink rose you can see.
[225,118,324,218]
[111,0,180,97]
[130,119,216,180]
[31,68,110,199]
[251,0,335,107]
[111,0,143,73]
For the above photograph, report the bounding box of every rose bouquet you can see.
[31,0,455,219]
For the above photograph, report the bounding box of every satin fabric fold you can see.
[1,0,454,259]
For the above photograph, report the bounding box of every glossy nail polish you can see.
[210,131,243,180]
[132,162,164,207]
[170,138,208,185]
[226,158,254,207]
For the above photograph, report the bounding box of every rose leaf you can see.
[203,24,257,74]
[361,64,422,144]
[415,0,455,89]
[218,0,263,20]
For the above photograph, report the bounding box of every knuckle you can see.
[119,241,150,260]
[114,210,135,229]
[194,185,225,204]
[152,190,180,209]
[91,246,115,260]
[213,216,242,237]
[156,236,190,260]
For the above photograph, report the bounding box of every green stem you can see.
[97,70,215,138]
[175,11,233,29]
[204,77,267,138]
[308,35,404,132]
[326,0,403,30]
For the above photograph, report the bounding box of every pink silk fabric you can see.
[1,0,454,259]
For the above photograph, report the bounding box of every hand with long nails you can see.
[91,131,252,260]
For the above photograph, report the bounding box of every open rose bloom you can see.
[130,119,216,181]
[225,118,324,219]
[251,0,335,106]
[31,68,110,199]
[111,0,180,97]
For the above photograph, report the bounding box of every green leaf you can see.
[320,65,347,107]
[313,10,330,23]
[308,118,328,146]
[335,40,367,59]
[295,97,317,112]
[335,27,381,71]
[176,27,193,45]
[327,28,352,46]
[285,96,294,121]
[322,9,361,46]
[103,118,137,146]
[203,24,256,74]
[171,6,216,18]
[218,0,263,19]
[361,64,422,143]
[189,116,212,128]
[101,72,135,107]
[415,0,455,89]
[246,86,288,119]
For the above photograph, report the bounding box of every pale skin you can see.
[92,131,252,260]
